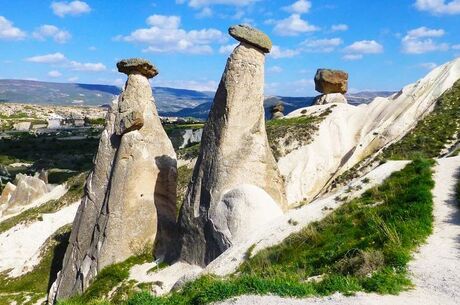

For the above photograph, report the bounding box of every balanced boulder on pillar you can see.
[49,58,177,302]
[177,25,287,267]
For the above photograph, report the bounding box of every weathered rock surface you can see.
[9,174,48,206]
[116,58,159,78]
[50,59,177,302]
[177,26,287,267]
[229,24,272,53]
[209,184,283,245]
[0,182,16,206]
[314,69,348,94]
[270,102,285,119]
[313,93,348,105]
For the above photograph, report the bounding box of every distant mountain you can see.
[0,79,395,119]
[166,92,396,119]
[0,79,213,114]
[346,91,396,105]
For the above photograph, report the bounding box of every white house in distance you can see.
[47,114,64,129]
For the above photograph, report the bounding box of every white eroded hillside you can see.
[279,57,460,204]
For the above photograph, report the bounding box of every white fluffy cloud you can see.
[176,0,257,8]
[0,16,26,40]
[117,14,225,54]
[301,38,343,52]
[48,70,62,78]
[68,61,106,72]
[402,27,449,54]
[33,25,71,43]
[343,54,363,61]
[344,40,384,54]
[26,52,67,63]
[343,40,383,60]
[269,45,300,59]
[414,0,460,15]
[283,0,312,14]
[26,52,106,72]
[51,1,91,17]
[331,24,349,32]
[273,14,319,36]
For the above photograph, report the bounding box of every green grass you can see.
[383,80,460,160]
[63,158,434,305]
[0,225,71,305]
[176,143,200,160]
[266,107,334,160]
[0,172,86,234]
[59,251,153,305]
[176,166,194,216]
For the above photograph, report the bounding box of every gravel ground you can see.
[216,156,460,305]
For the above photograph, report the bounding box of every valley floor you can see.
[217,156,460,305]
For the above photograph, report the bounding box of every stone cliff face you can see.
[49,59,177,302]
[177,25,287,267]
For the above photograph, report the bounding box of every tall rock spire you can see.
[49,58,177,302]
[177,25,287,267]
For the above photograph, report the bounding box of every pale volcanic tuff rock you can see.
[177,25,287,267]
[49,58,177,302]
[314,69,348,94]
[313,93,348,105]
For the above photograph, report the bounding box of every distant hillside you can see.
[0,79,213,114]
[0,79,394,119]
[166,92,396,119]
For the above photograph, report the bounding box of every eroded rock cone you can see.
[314,69,348,94]
[49,58,177,302]
[177,25,287,267]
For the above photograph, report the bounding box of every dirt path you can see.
[216,156,460,305]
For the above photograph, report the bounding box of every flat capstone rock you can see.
[117,58,158,78]
[229,24,272,53]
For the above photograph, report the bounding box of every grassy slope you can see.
[266,106,334,160]
[64,159,434,305]
[59,252,153,305]
[383,79,460,160]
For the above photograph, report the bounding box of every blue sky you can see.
[0,0,459,96]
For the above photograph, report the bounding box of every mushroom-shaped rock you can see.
[177,26,287,267]
[314,69,348,94]
[49,58,178,303]
[117,58,158,79]
[229,24,272,53]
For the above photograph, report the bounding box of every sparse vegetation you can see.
[59,250,153,305]
[266,107,334,160]
[383,79,460,160]
[176,143,200,160]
